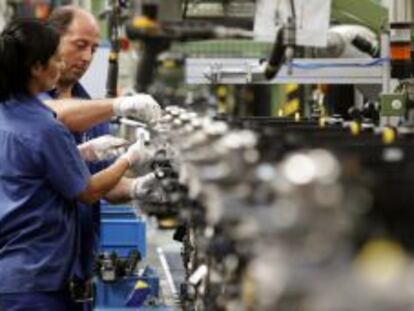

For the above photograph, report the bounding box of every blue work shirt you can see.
[0,95,90,293]
[45,83,111,280]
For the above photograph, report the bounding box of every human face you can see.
[30,52,65,94]
[58,13,100,85]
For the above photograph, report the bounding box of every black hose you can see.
[264,29,286,80]
[289,0,296,18]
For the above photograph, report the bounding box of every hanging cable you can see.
[182,0,190,20]
[289,0,296,18]
[106,0,121,98]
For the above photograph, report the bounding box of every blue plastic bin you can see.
[95,276,138,308]
[95,267,159,308]
[100,217,146,258]
[101,203,138,219]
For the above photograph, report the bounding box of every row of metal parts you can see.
[138,106,414,311]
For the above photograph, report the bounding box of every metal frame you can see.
[186,57,388,85]
[186,30,392,89]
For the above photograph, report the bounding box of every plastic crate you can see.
[95,267,160,308]
[101,204,138,219]
[100,218,146,258]
[100,203,146,258]
[95,276,138,308]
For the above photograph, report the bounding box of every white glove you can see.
[113,94,162,123]
[119,137,154,167]
[78,135,129,162]
[129,172,168,202]
[129,172,156,200]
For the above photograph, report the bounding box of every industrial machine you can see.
[127,105,414,311]
[90,0,414,310]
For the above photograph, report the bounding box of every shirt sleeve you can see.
[37,92,54,101]
[41,123,91,200]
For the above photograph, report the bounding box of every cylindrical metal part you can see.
[389,0,413,79]
[389,22,412,78]
[381,31,391,93]
[389,0,414,23]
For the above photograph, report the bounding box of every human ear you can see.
[30,62,44,79]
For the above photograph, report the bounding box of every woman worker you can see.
[0,18,149,310]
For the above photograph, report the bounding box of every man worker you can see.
[42,5,161,310]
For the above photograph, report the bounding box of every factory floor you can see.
[145,218,184,310]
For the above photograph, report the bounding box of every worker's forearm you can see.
[104,177,134,204]
[78,158,129,204]
[44,99,114,132]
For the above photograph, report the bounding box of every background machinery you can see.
[111,1,414,310]
[4,1,414,310]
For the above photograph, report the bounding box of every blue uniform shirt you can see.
[0,95,90,293]
[45,84,111,280]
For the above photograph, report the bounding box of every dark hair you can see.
[0,18,60,101]
[48,6,76,35]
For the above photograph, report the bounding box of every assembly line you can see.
[1,1,414,310]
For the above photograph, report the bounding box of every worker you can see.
[45,5,161,131]
[0,18,150,310]
[44,6,163,310]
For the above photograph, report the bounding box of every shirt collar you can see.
[9,94,57,117]
[72,83,91,99]
[47,83,91,100]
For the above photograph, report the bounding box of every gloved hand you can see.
[78,135,129,162]
[113,94,162,123]
[129,172,158,200]
[129,172,168,202]
[119,137,154,167]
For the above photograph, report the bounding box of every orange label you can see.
[391,45,411,60]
